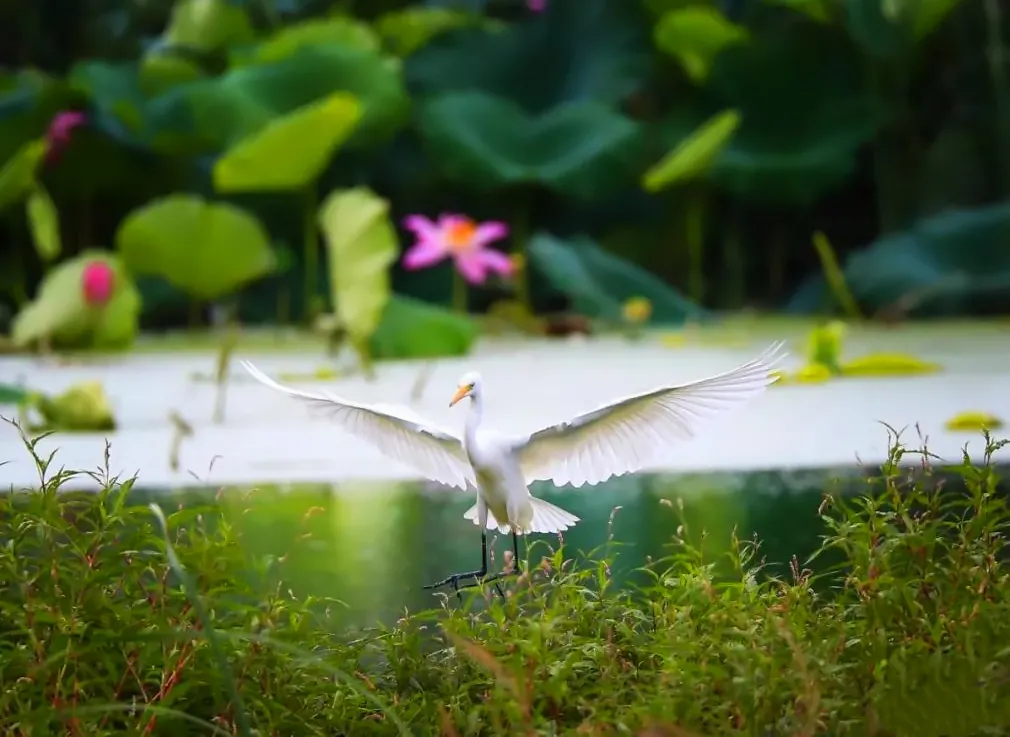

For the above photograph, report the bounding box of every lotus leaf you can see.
[246,18,380,63]
[11,251,141,349]
[643,109,740,192]
[945,411,1005,432]
[376,8,494,57]
[643,0,710,18]
[115,194,276,300]
[213,93,361,192]
[138,53,205,97]
[68,61,203,153]
[186,46,408,151]
[840,353,941,376]
[26,186,61,262]
[419,91,642,200]
[843,0,911,58]
[917,125,988,215]
[527,233,704,324]
[654,7,749,82]
[318,187,398,360]
[793,364,833,383]
[20,381,116,432]
[0,139,45,211]
[657,25,881,205]
[405,0,650,114]
[762,0,831,22]
[843,0,965,53]
[163,0,255,53]
[0,70,74,164]
[787,204,1010,316]
[369,295,478,360]
[909,0,964,38]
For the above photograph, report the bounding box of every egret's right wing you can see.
[513,341,785,487]
[240,360,475,490]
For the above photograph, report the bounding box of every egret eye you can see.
[467,382,476,391]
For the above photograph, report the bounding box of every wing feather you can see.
[515,341,787,487]
[240,360,475,490]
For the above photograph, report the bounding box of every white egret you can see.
[239,340,786,595]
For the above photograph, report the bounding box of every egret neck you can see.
[462,390,483,451]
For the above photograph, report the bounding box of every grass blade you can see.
[149,502,252,737]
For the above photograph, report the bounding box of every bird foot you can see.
[423,570,483,592]
[424,567,521,600]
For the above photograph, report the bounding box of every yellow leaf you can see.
[945,411,1005,432]
[643,110,741,192]
[318,187,398,365]
[840,353,942,377]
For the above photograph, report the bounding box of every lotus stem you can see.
[168,411,193,472]
[723,223,744,308]
[812,231,863,321]
[511,199,532,312]
[212,305,239,425]
[452,270,467,314]
[685,191,705,303]
[867,59,911,234]
[983,0,1010,195]
[79,195,91,252]
[303,186,321,322]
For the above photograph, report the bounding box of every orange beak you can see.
[449,384,471,407]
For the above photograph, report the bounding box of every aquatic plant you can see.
[10,251,141,351]
[81,259,115,306]
[801,321,942,380]
[946,410,1006,432]
[1,421,1008,735]
[116,195,276,422]
[622,295,652,339]
[43,110,87,165]
[17,381,116,432]
[401,213,513,314]
[840,353,942,377]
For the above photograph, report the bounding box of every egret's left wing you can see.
[240,360,476,490]
[514,341,786,488]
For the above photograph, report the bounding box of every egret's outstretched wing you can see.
[514,341,786,487]
[240,360,475,490]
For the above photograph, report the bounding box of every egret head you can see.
[449,371,482,407]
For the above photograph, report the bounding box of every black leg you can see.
[457,530,522,597]
[426,529,525,600]
[424,530,490,598]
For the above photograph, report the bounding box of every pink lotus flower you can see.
[81,261,115,306]
[528,0,546,10]
[402,214,513,285]
[45,110,87,165]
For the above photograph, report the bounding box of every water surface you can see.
[133,467,879,628]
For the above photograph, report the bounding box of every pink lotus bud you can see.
[82,261,115,306]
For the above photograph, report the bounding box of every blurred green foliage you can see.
[0,0,1007,353]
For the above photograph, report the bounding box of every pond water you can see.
[124,465,913,629]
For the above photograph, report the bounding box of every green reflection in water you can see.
[139,466,878,629]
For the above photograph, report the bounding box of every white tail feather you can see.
[528,497,579,533]
[463,497,580,535]
[463,503,512,534]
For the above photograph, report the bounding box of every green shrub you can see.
[0,421,1008,736]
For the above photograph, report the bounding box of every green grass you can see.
[1,421,1009,736]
